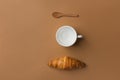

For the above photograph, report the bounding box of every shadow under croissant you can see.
[48,56,87,71]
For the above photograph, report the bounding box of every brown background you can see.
[0,0,120,80]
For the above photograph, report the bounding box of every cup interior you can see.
[56,25,77,47]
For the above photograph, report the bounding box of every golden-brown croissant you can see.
[48,56,86,70]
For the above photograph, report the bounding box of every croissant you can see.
[48,56,86,70]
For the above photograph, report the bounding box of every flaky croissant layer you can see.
[48,56,86,70]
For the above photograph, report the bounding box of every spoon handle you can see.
[63,14,79,17]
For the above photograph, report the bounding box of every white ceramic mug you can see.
[56,25,83,47]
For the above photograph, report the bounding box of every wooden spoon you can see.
[52,12,79,18]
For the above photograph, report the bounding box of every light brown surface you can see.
[0,0,120,80]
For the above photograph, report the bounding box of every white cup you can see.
[56,25,83,47]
